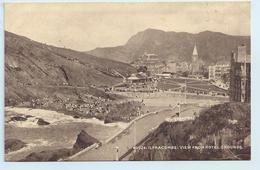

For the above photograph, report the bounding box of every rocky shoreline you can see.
[20,130,100,161]
[5,107,128,161]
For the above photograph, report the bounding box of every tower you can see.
[192,44,199,62]
[191,44,200,74]
[229,45,251,103]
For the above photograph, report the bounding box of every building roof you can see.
[127,72,148,80]
[127,76,140,80]
[142,53,159,61]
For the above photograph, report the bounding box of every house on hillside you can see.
[126,72,152,84]
[132,53,165,75]
[164,60,177,73]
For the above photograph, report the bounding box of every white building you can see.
[208,64,230,80]
[132,53,165,75]
[164,60,177,73]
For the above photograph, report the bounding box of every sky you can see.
[5,2,250,51]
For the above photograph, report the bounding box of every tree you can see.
[137,66,148,73]
[203,71,209,79]
[221,73,229,84]
[182,71,189,77]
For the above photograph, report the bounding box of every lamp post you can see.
[177,103,180,117]
[115,146,119,161]
[184,79,187,104]
[133,120,136,153]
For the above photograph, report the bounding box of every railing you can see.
[65,106,176,160]
[105,107,172,144]
[63,143,99,161]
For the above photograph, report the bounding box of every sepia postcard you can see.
[4,2,251,161]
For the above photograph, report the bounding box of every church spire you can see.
[192,44,198,56]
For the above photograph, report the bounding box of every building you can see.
[208,66,215,80]
[132,53,165,75]
[208,64,230,80]
[164,60,177,73]
[176,62,190,72]
[190,44,203,75]
[126,73,149,84]
[230,45,251,103]
[115,72,156,92]
[192,44,199,63]
[156,72,172,79]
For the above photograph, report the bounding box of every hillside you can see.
[87,29,250,64]
[5,31,136,112]
[130,102,250,160]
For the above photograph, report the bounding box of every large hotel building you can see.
[230,45,251,103]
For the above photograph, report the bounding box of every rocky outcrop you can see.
[37,118,50,126]
[10,116,27,122]
[21,148,73,161]
[73,130,100,152]
[21,130,100,161]
[5,139,27,154]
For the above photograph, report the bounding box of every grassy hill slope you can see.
[5,31,141,122]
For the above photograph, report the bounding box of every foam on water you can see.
[5,138,51,156]
[7,116,39,128]
[5,107,128,129]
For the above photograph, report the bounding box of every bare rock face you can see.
[73,130,100,152]
[21,148,73,161]
[19,130,100,161]
[37,118,50,126]
[5,139,27,154]
[10,116,27,122]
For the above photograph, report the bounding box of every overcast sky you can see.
[5,2,250,51]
